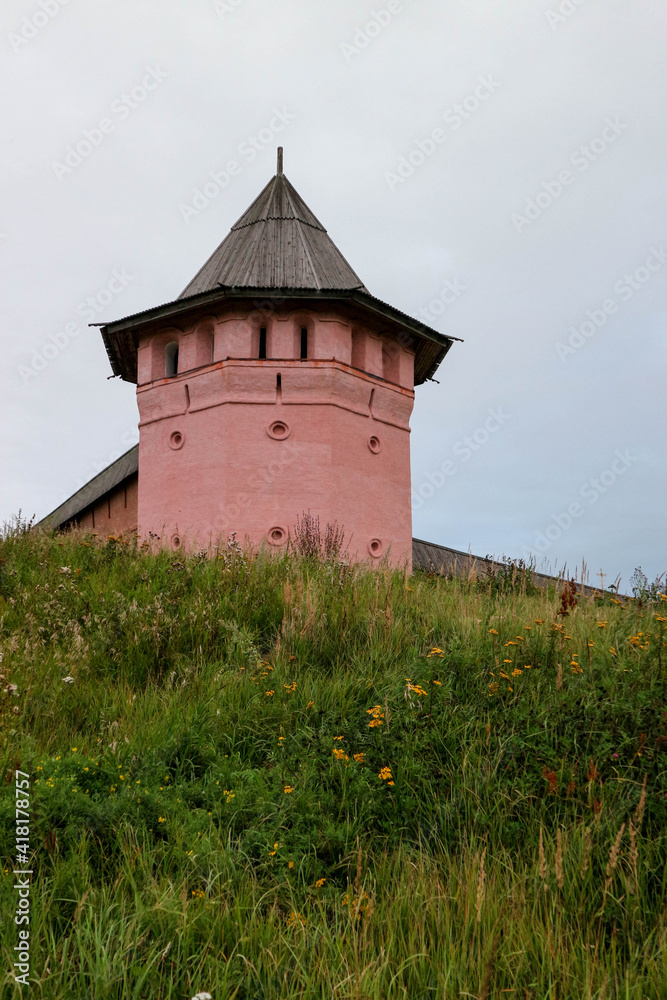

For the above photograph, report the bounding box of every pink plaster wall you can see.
[135,308,416,569]
[268,317,298,358]
[180,317,215,371]
[71,475,138,536]
[213,317,254,362]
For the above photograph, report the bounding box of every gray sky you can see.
[2,0,665,589]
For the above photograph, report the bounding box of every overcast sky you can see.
[2,0,665,589]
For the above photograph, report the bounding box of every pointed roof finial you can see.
[277,146,283,175]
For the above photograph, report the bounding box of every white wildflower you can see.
[62,676,75,684]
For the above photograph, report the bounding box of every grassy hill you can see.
[0,524,665,999]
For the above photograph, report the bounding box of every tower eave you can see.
[97,286,461,386]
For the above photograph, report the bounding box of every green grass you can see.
[0,527,665,999]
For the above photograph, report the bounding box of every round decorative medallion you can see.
[169,430,185,450]
[267,526,287,546]
[368,435,381,454]
[267,420,290,440]
[368,538,383,558]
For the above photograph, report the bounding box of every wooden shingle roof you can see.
[179,167,367,296]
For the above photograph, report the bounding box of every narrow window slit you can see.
[259,328,267,359]
[300,328,308,359]
[165,342,179,378]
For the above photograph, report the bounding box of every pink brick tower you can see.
[100,150,456,568]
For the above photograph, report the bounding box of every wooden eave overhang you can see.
[97,286,461,387]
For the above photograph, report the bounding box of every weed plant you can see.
[0,526,665,998]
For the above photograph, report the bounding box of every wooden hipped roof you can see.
[180,170,368,295]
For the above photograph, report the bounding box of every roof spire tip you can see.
[277,146,283,175]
